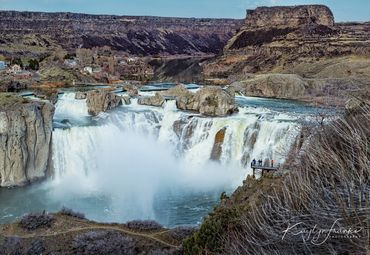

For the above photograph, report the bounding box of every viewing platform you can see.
[251,164,279,177]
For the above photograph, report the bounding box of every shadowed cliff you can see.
[0,11,243,58]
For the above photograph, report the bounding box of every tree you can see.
[10,58,23,68]
[28,59,40,70]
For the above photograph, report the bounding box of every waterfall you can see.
[53,95,299,177]
[49,92,300,223]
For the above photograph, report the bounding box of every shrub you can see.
[0,236,23,255]
[72,231,136,255]
[168,226,198,242]
[26,239,45,255]
[125,220,163,231]
[60,207,86,219]
[19,212,55,231]
[183,207,239,254]
[28,59,39,70]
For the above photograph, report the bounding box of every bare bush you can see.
[223,106,370,254]
[72,231,136,255]
[27,239,45,255]
[60,207,86,219]
[0,236,23,255]
[19,212,55,231]
[125,220,163,231]
[169,226,198,242]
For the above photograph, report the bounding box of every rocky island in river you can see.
[0,3,369,255]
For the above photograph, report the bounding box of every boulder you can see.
[86,90,122,116]
[176,86,238,117]
[0,95,55,187]
[75,92,87,100]
[160,84,193,98]
[123,85,139,97]
[232,74,307,99]
[138,93,165,107]
[210,127,227,161]
[176,92,198,112]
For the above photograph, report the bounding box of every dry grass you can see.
[223,106,370,254]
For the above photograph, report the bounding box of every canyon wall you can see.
[245,5,334,28]
[0,96,54,187]
[0,11,243,57]
[204,5,370,103]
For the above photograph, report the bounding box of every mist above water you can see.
[0,92,303,226]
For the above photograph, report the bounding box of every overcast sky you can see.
[0,0,369,21]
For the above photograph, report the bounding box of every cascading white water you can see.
[48,92,300,225]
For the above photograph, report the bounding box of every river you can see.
[0,87,328,227]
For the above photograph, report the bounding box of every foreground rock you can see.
[86,90,123,116]
[138,93,165,107]
[176,86,238,117]
[0,94,54,187]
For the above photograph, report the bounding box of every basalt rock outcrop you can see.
[86,90,123,116]
[176,86,238,117]
[244,5,334,28]
[0,11,243,58]
[137,93,165,107]
[0,94,54,187]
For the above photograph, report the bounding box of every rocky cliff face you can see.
[0,11,243,57]
[176,86,238,117]
[204,5,370,103]
[0,95,54,187]
[245,5,334,28]
[86,90,123,116]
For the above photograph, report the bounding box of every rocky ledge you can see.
[176,86,238,117]
[86,90,125,116]
[138,93,165,107]
[138,85,238,117]
[0,94,54,187]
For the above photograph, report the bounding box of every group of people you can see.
[251,158,275,168]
